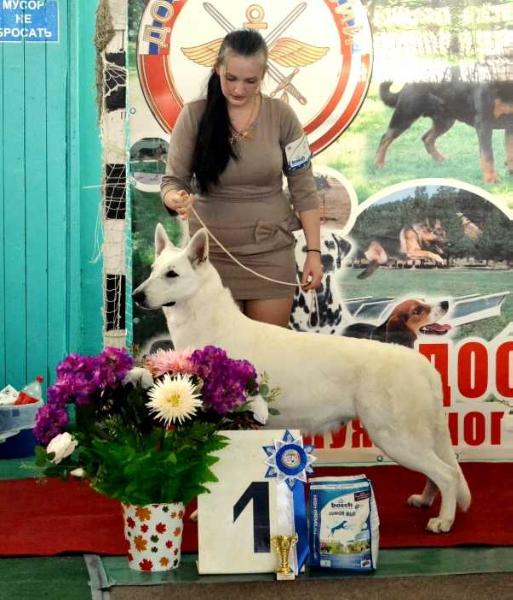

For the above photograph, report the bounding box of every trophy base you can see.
[276,571,296,581]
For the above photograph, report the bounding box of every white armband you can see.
[285,135,311,172]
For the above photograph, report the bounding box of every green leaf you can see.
[34,445,48,467]
[259,384,269,396]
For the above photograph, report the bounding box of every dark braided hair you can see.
[191,29,268,194]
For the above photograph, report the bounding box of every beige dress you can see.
[161,95,319,300]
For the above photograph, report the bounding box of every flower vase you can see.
[122,502,184,572]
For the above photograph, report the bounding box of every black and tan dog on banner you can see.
[374,80,513,184]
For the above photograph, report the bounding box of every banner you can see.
[128,0,513,463]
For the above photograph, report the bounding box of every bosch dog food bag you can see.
[309,475,379,571]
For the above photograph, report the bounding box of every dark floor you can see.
[1,556,512,600]
[110,573,513,600]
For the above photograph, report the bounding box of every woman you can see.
[161,29,322,327]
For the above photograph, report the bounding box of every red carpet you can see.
[1,463,512,556]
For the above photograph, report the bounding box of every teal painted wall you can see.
[0,0,103,390]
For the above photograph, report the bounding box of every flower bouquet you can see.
[34,346,279,571]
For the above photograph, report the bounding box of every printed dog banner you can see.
[127,0,513,462]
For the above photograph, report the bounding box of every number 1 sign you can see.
[197,429,305,574]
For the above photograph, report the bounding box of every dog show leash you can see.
[189,206,321,323]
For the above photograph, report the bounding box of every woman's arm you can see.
[279,100,323,290]
[298,208,323,290]
[160,102,200,219]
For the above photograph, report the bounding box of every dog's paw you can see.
[407,494,433,508]
[484,171,500,185]
[426,517,453,533]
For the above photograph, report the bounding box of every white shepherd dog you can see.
[133,225,471,533]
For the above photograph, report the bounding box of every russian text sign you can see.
[0,0,58,42]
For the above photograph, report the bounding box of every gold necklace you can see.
[229,95,260,146]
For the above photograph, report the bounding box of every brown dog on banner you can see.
[358,221,447,279]
[374,80,513,184]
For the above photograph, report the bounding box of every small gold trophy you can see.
[271,534,298,580]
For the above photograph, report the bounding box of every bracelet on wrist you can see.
[306,248,321,253]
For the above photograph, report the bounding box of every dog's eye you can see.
[165,270,179,278]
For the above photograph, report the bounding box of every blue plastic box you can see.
[0,400,43,458]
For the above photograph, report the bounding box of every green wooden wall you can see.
[0,0,103,390]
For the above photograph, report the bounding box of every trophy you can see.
[271,534,298,580]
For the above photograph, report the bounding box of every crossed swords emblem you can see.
[181,3,329,105]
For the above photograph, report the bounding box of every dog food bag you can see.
[309,475,379,571]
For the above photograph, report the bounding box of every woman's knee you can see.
[243,297,293,327]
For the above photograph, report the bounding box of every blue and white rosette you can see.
[263,430,315,573]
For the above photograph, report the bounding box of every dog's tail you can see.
[379,82,399,107]
[456,464,472,512]
[357,261,379,279]
[439,437,472,512]
[429,369,472,512]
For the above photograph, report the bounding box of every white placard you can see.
[197,429,300,574]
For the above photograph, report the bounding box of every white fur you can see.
[133,225,471,533]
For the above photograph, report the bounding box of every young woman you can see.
[161,29,322,327]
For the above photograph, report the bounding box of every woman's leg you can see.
[243,297,294,328]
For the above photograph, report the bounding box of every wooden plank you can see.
[45,0,69,377]
[24,35,49,384]
[67,0,82,358]
[0,43,5,386]
[0,0,103,390]
[2,38,27,389]
[76,0,104,355]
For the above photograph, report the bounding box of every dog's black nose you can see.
[440,300,449,311]
[132,290,146,306]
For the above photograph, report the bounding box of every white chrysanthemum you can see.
[146,373,202,426]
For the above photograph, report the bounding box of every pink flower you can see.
[144,348,197,377]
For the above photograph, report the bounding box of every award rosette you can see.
[263,430,315,573]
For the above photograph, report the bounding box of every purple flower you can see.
[55,354,99,404]
[46,383,70,406]
[34,403,70,445]
[51,348,134,406]
[97,347,134,388]
[190,346,257,415]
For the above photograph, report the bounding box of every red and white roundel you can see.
[137,0,372,155]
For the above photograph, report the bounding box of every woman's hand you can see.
[301,252,323,291]
[163,189,194,220]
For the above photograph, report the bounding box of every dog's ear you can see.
[187,228,209,267]
[155,223,172,257]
